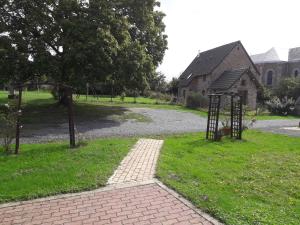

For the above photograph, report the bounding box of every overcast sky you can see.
[158,0,300,80]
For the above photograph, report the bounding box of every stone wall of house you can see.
[287,61,300,78]
[254,60,300,89]
[229,73,258,109]
[210,43,260,85]
[255,62,288,88]
[178,43,260,108]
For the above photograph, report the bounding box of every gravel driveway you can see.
[20,108,300,143]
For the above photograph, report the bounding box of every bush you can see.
[147,91,172,102]
[265,96,295,116]
[185,92,209,108]
[274,78,300,100]
[0,102,18,153]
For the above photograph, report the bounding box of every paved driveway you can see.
[20,108,300,143]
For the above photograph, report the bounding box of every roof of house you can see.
[251,48,281,63]
[209,68,261,91]
[288,47,300,61]
[180,41,240,81]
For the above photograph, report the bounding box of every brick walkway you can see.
[108,139,163,184]
[0,139,220,225]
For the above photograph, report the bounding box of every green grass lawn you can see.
[0,91,152,126]
[0,90,299,121]
[157,131,300,225]
[0,137,135,203]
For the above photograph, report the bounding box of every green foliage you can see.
[168,77,179,96]
[185,92,209,109]
[274,78,300,100]
[0,101,17,153]
[0,0,168,92]
[257,86,272,103]
[266,96,295,116]
[149,72,168,93]
[157,131,300,225]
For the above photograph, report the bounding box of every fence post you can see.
[67,88,76,148]
[15,87,23,154]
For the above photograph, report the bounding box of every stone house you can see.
[178,41,262,109]
[251,47,300,89]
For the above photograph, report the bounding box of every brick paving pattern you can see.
[0,183,213,225]
[0,139,219,224]
[107,139,164,184]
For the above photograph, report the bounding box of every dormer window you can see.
[241,79,246,86]
[187,73,192,79]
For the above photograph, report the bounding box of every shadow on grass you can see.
[21,102,128,125]
[18,102,131,137]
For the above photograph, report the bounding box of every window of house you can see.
[294,70,299,78]
[267,71,273,85]
[241,79,246,86]
[183,90,186,99]
[202,90,206,96]
[203,75,206,82]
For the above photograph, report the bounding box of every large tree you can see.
[0,0,167,94]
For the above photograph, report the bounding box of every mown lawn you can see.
[0,137,136,203]
[0,90,299,120]
[0,91,152,125]
[157,131,300,225]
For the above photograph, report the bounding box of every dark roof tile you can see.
[209,68,248,91]
[180,41,240,81]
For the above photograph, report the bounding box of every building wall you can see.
[255,62,287,88]
[228,73,258,109]
[178,43,259,108]
[287,61,300,78]
[254,60,300,89]
[210,43,260,86]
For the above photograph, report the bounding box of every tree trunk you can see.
[58,87,69,106]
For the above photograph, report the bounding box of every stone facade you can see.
[179,41,261,109]
[252,48,300,89]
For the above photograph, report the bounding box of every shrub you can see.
[0,102,18,153]
[265,96,295,116]
[185,92,209,108]
[274,78,300,100]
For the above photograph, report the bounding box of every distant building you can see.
[178,41,261,109]
[251,47,300,89]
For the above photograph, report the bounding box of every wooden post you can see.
[214,95,221,141]
[86,83,89,101]
[238,97,243,140]
[206,95,212,140]
[15,87,23,154]
[67,88,76,148]
[230,95,234,138]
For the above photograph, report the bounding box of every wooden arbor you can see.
[12,83,76,154]
[206,93,243,141]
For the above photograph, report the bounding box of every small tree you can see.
[0,102,17,153]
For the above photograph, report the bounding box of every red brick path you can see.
[0,183,214,225]
[0,139,220,225]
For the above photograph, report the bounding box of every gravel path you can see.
[20,108,300,143]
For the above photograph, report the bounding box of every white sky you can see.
[158,0,300,81]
